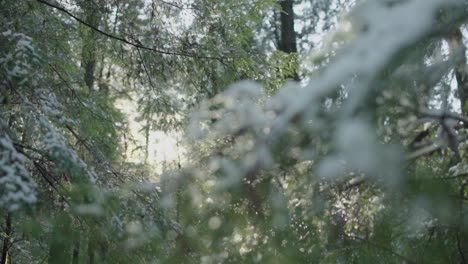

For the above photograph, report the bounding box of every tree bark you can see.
[80,3,100,91]
[279,0,300,81]
[279,0,297,54]
[1,214,11,264]
[448,29,468,117]
[144,119,150,164]
[71,231,80,264]
[87,237,95,264]
[48,215,72,264]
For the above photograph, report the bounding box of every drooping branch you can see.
[36,0,223,61]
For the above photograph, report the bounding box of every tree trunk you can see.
[1,214,11,264]
[72,231,80,264]
[87,237,95,264]
[448,28,468,117]
[99,243,107,262]
[279,0,299,81]
[144,119,150,164]
[48,215,72,264]
[80,4,100,91]
[48,241,71,264]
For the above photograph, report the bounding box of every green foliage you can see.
[1,0,468,263]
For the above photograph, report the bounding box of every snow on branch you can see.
[0,130,37,211]
[38,115,98,183]
[190,0,468,190]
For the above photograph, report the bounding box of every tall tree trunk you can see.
[448,28,468,117]
[448,28,468,260]
[99,243,108,262]
[48,214,73,264]
[1,214,11,264]
[80,4,100,91]
[71,231,80,264]
[144,119,150,164]
[48,231,71,263]
[279,0,299,81]
[87,237,95,264]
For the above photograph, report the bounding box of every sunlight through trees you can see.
[1,0,468,263]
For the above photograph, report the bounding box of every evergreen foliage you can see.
[0,0,468,263]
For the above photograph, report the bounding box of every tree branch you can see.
[406,135,468,161]
[420,110,468,124]
[36,0,222,60]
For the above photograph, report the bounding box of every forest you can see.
[1,0,468,263]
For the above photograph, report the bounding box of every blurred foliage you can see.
[0,0,468,263]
